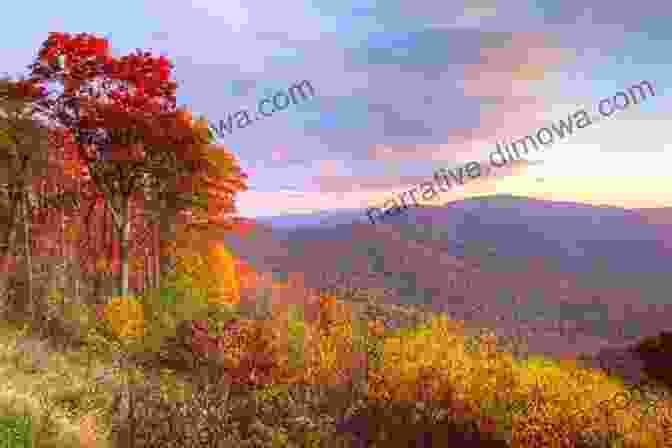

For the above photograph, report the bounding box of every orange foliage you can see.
[235,258,258,289]
[205,242,240,306]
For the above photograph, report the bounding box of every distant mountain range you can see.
[253,208,369,228]
[228,195,672,359]
[249,195,672,274]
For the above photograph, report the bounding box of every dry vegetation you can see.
[2,273,672,447]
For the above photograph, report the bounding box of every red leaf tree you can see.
[26,32,249,296]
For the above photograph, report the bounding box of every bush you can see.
[633,330,672,390]
[285,304,308,372]
[168,236,241,308]
[102,295,145,340]
[335,399,510,448]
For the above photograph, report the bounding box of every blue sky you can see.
[4,0,672,217]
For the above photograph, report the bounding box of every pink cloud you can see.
[313,158,540,196]
[462,31,572,97]
[270,147,288,162]
[457,31,574,145]
[366,32,573,164]
[315,174,425,193]
[317,159,342,177]
[367,93,546,164]
[368,144,433,161]
[473,96,548,144]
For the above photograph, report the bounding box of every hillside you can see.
[225,195,672,360]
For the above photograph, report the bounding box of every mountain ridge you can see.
[226,195,672,359]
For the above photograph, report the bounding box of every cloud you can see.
[316,159,343,177]
[348,30,574,166]
[150,31,170,41]
[235,157,544,217]
[235,188,379,217]
[312,156,541,199]
[270,147,289,162]
[315,174,430,194]
[537,0,672,28]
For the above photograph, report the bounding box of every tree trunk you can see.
[127,362,136,448]
[0,195,19,302]
[73,182,81,303]
[0,219,17,297]
[158,196,177,279]
[117,196,131,297]
[153,221,160,288]
[59,207,67,294]
[106,206,114,298]
[144,247,150,292]
[22,190,34,326]
[93,205,106,302]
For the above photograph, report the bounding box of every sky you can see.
[4,1,672,217]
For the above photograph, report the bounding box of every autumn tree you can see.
[26,32,248,296]
[0,76,55,318]
[138,114,250,280]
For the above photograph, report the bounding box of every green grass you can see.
[0,413,32,448]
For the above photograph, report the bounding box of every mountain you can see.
[251,195,671,275]
[253,208,368,228]
[226,195,672,360]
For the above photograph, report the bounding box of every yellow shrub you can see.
[103,295,145,339]
[298,295,361,386]
[368,314,518,417]
[170,240,240,307]
[509,356,671,447]
[205,243,240,306]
